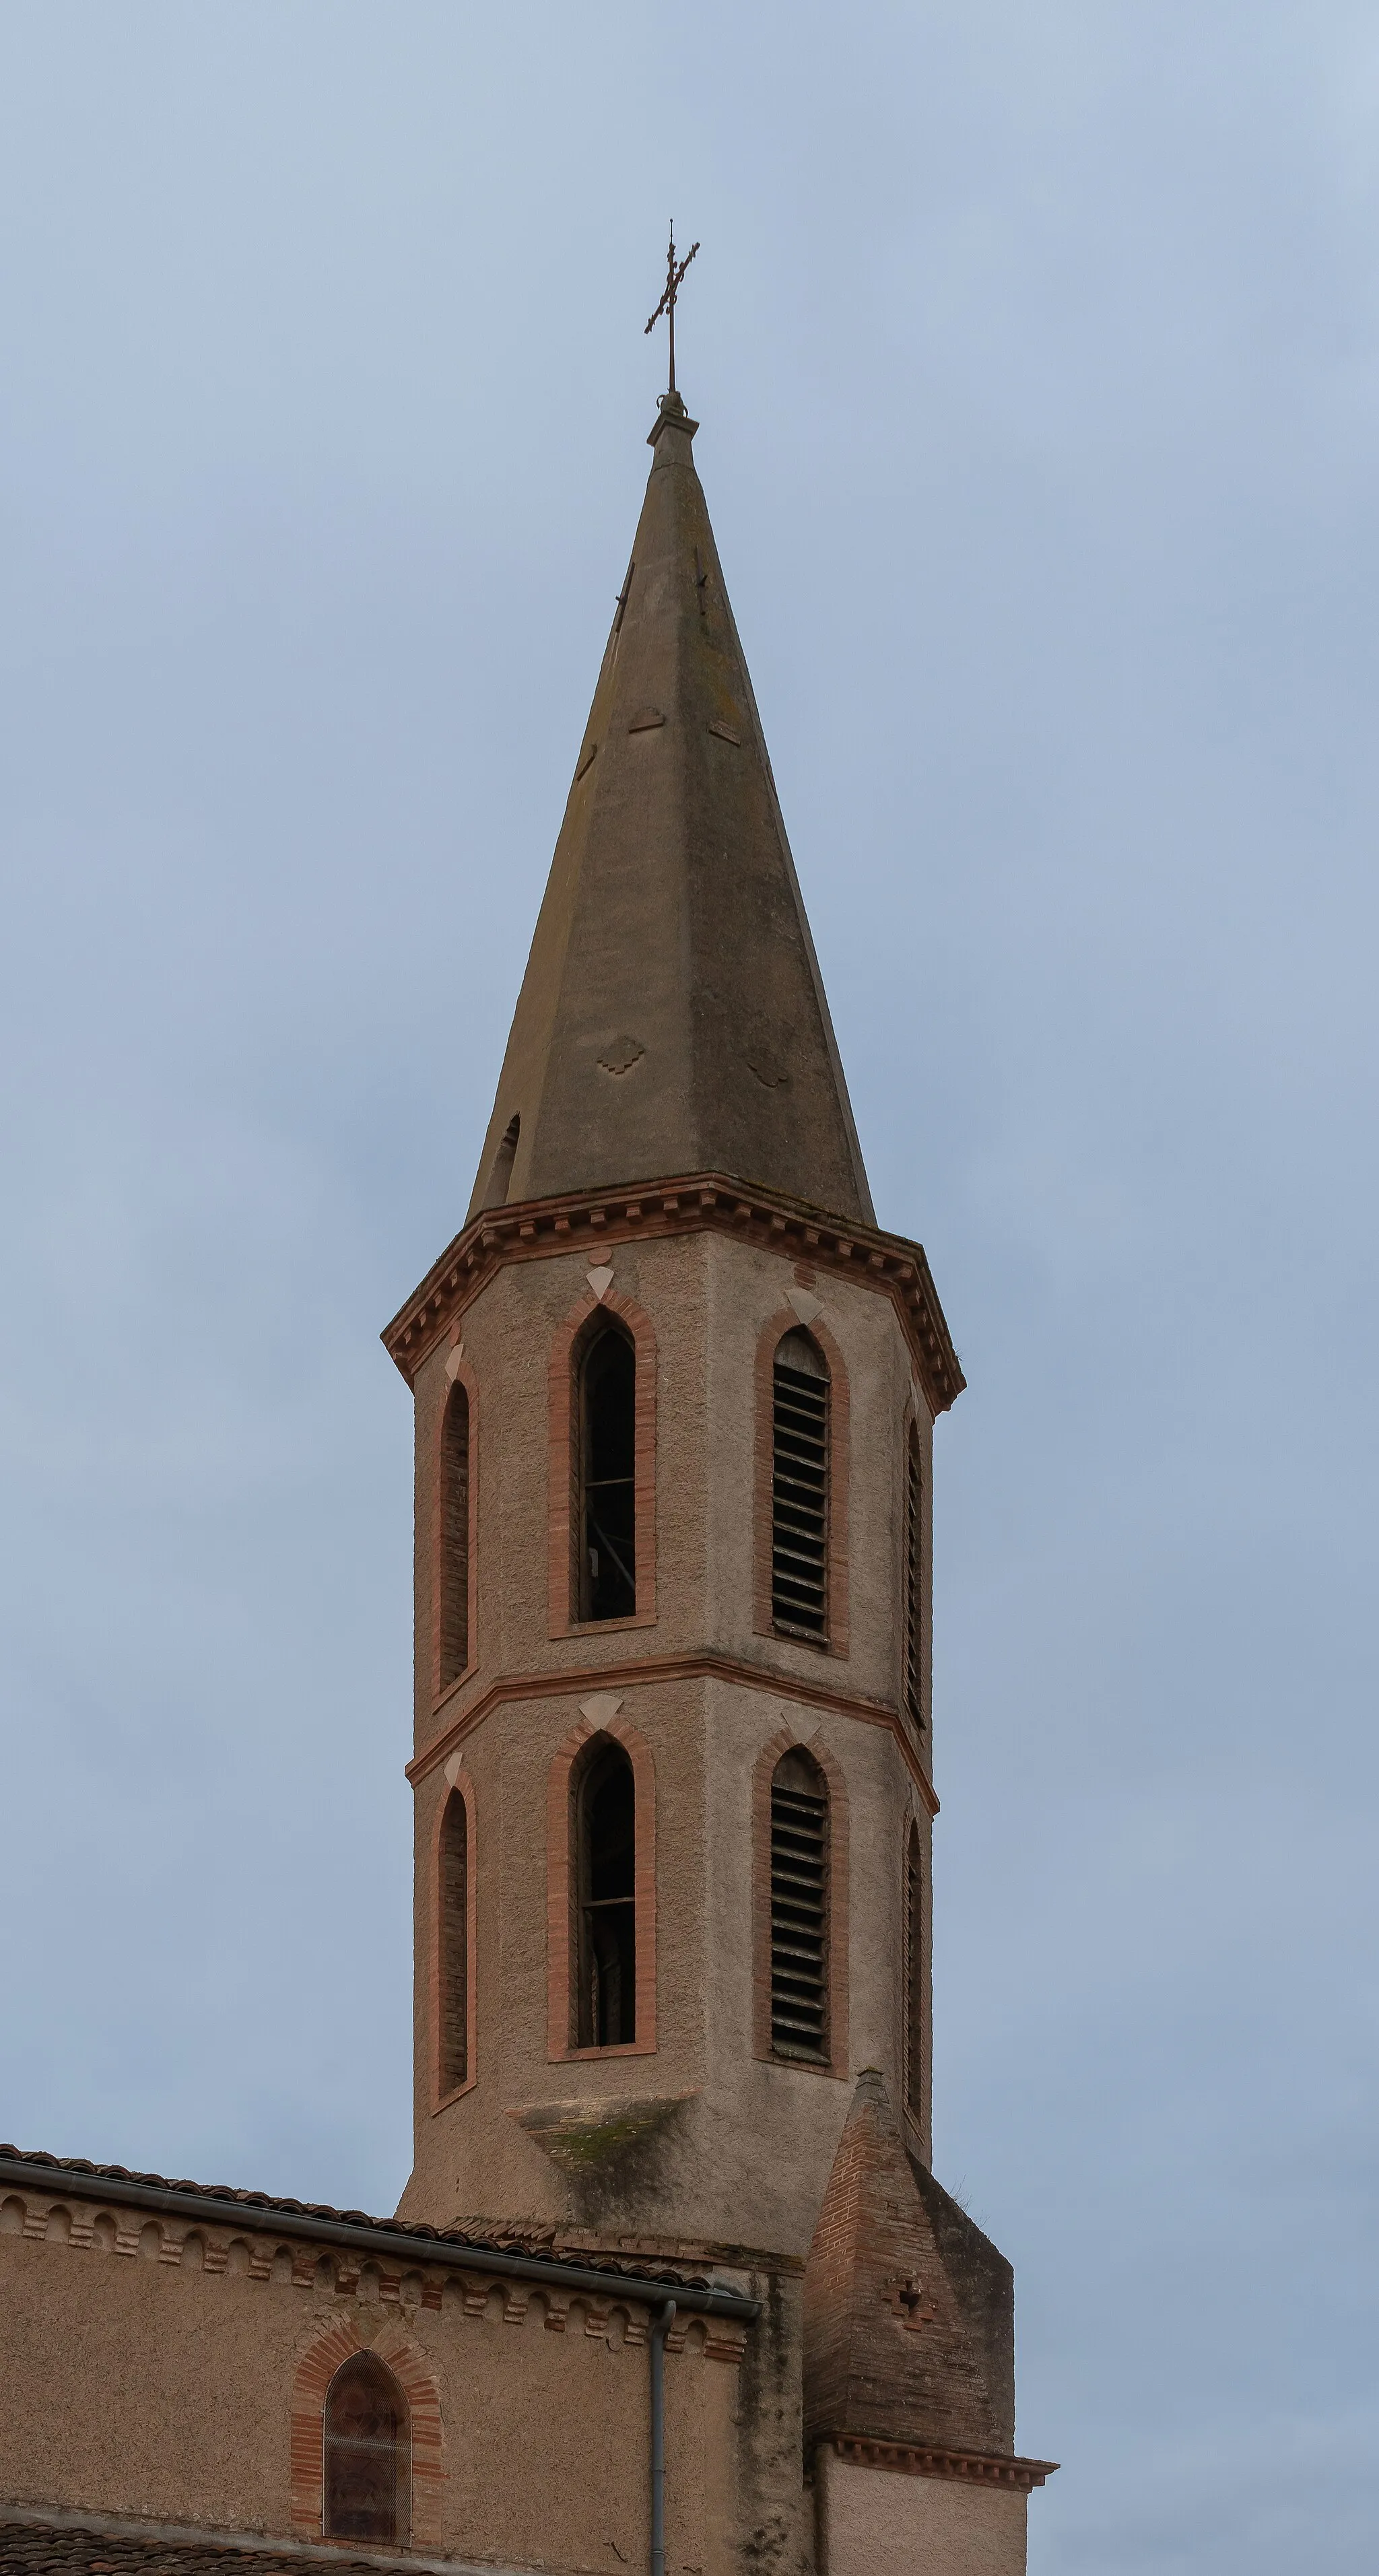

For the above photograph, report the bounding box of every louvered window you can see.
[904,1428,922,1729]
[324,2352,410,2544]
[906,1821,924,2122]
[578,1322,636,1622]
[770,1748,830,2063]
[438,1382,470,1689]
[574,1738,637,2046]
[438,1789,468,2095]
[771,1330,830,1640]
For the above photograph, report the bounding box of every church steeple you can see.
[467,393,876,1228]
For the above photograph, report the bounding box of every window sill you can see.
[430,1662,479,1721]
[550,2036,658,2062]
[549,1608,658,1641]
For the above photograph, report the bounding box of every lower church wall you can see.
[815,2449,1028,2576]
[0,2189,748,2575]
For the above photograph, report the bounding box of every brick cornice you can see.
[407,1648,939,1816]
[828,2436,1058,2491]
[381,1172,964,1419]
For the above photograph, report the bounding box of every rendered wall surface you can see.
[0,2195,741,2576]
[817,2451,1028,2576]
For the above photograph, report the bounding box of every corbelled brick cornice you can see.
[382,1172,964,1417]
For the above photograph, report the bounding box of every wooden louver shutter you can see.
[770,1751,829,2062]
[771,1332,829,1639]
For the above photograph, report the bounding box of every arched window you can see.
[577,1320,636,1622]
[438,1788,469,2096]
[770,1747,830,2063]
[771,1330,830,1641]
[324,2352,410,2545]
[904,1425,922,1729]
[438,1381,470,1689]
[906,1820,924,2124]
[574,1736,636,2046]
[479,1111,520,1210]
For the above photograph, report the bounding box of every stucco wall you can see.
[0,2192,741,2576]
[817,2451,1028,2576]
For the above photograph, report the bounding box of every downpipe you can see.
[650,2298,677,2576]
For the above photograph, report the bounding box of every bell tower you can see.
[382,386,1053,2569]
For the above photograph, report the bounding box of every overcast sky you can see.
[2,7,1377,2571]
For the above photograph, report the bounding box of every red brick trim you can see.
[429,1351,479,1707]
[430,1768,478,2111]
[290,2317,445,2546]
[900,1388,931,1743]
[900,1810,930,2155]
[751,1724,850,2078]
[547,1286,658,1640]
[753,1308,850,1658]
[546,1710,657,2060]
[409,1650,939,1817]
[828,2437,1057,2490]
[382,1173,964,1422]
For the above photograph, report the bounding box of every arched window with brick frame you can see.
[769,1746,831,2062]
[905,1818,924,2125]
[575,1316,637,1622]
[904,1420,924,1731]
[436,1785,471,2099]
[324,2351,410,2545]
[572,1734,637,2046]
[770,1329,830,1641]
[437,1379,471,1690]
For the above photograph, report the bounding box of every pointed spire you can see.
[467,397,875,1226]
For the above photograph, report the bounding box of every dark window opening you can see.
[438,1790,468,2095]
[904,1428,922,1730]
[480,1112,520,1210]
[574,1738,637,2047]
[906,1821,924,2123]
[323,2352,409,2546]
[771,1330,830,1640]
[770,1747,829,2063]
[578,1322,636,1622]
[438,1382,470,1689]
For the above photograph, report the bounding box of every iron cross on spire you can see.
[644,224,700,397]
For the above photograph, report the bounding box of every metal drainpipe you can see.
[650,2298,677,2576]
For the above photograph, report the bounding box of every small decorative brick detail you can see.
[750,1723,850,2078]
[547,1285,659,1639]
[289,2315,444,2547]
[429,1766,478,2111]
[752,1306,850,1658]
[545,1710,657,2061]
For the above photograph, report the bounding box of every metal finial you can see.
[644,223,700,397]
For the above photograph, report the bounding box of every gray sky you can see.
[2,7,1376,2569]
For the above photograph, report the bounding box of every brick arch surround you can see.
[430,1347,479,1709]
[753,1306,851,1656]
[290,2314,444,2546]
[430,1763,478,2110]
[546,1709,657,2060]
[751,1722,851,2077]
[547,1283,658,1637]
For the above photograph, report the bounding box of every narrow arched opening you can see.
[770,1746,830,2063]
[480,1111,520,1210]
[906,1819,924,2124]
[904,1423,923,1730]
[438,1380,470,1689]
[438,1787,469,2095]
[576,1318,636,1622]
[573,1735,637,2047]
[323,2350,410,2545]
[771,1329,830,1641]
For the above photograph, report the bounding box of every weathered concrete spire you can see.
[466,393,876,1226]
